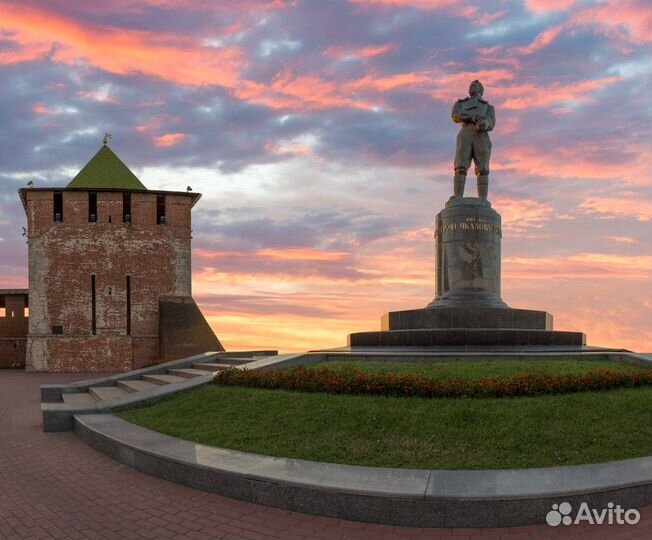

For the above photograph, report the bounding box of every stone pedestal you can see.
[429,198,506,308]
[346,196,587,349]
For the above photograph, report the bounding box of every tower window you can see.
[52,325,63,335]
[156,195,166,224]
[89,192,97,222]
[123,192,131,223]
[91,275,97,335]
[126,275,131,336]
[54,192,63,222]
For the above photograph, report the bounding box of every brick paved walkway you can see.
[0,370,650,540]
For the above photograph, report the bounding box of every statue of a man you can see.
[451,80,495,200]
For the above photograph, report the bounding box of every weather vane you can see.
[103,132,113,145]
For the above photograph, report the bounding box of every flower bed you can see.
[213,364,652,399]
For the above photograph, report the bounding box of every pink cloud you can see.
[608,236,636,244]
[0,39,52,66]
[75,89,119,104]
[348,0,456,9]
[494,77,622,110]
[515,25,565,55]
[234,72,383,111]
[571,0,652,45]
[504,253,652,280]
[153,133,188,147]
[525,0,577,13]
[324,43,396,59]
[492,196,554,233]
[578,196,652,222]
[31,103,49,115]
[494,144,650,185]
[0,2,246,87]
[459,6,508,25]
[258,248,350,262]
[135,114,181,133]
[429,70,517,101]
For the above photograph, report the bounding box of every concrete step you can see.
[217,357,254,365]
[167,368,212,378]
[117,380,159,393]
[142,374,186,386]
[62,393,97,406]
[192,362,237,372]
[89,386,131,401]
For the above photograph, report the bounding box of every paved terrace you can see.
[1,370,650,540]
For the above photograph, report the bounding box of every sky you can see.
[0,0,650,353]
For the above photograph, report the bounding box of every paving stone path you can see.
[1,370,650,540]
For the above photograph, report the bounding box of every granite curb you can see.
[74,413,652,528]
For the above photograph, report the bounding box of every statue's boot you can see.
[454,175,466,198]
[477,176,489,200]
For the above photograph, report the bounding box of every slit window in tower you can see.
[54,192,63,222]
[123,192,131,223]
[89,192,97,222]
[91,275,97,335]
[156,195,166,224]
[126,275,131,336]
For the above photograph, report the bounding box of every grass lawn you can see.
[118,383,652,470]
[304,359,649,380]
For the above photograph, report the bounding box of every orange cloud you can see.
[0,2,245,87]
[257,248,350,262]
[579,196,652,222]
[324,43,396,59]
[153,133,188,147]
[504,253,652,280]
[492,196,554,233]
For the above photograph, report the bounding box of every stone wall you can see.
[159,296,224,361]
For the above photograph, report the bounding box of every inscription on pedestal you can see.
[429,201,507,308]
[435,219,502,238]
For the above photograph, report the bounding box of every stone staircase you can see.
[61,354,258,406]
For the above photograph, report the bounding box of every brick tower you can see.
[20,141,223,372]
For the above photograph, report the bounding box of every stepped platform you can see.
[350,307,585,348]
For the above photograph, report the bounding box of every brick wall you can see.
[24,189,194,372]
[0,292,28,369]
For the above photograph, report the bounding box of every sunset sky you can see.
[0,0,650,352]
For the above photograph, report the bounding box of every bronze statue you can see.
[451,80,495,200]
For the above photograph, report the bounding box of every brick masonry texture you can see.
[22,189,214,372]
[1,370,651,540]
[0,292,28,369]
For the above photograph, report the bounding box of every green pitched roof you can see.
[67,145,148,190]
